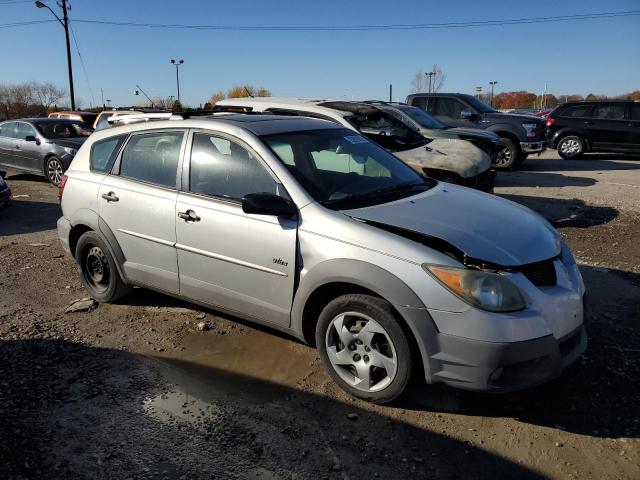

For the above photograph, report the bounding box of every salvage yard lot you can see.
[1,151,639,479]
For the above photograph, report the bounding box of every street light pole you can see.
[489,81,498,107]
[425,71,435,93]
[35,0,75,110]
[170,59,184,105]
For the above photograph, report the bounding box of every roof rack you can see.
[107,112,183,125]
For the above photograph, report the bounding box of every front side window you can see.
[189,132,277,200]
[262,128,433,210]
[119,131,184,188]
[15,122,36,140]
[434,98,467,119]
[592,104,625,120]
[397,105,446,129]
[91,135,126,172]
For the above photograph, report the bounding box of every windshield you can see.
[34,121,92,139]
[261,128,435,210]
[461,95,497,113]
[395,105,446,129]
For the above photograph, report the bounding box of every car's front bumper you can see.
[459,168,495,193]
[427,325,586,392]
[520,140,546,154]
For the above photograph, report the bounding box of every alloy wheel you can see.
[560,139,581,157]
[47,158,63,185]
[324,312,398,393]
[495,146,512,168]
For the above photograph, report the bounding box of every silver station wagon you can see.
[57,113,586,403]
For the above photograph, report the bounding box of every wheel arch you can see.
[291,259,438,380]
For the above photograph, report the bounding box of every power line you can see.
[0,0,34,5]
[0,20,56,28]
[67,10,640,31]
[69,21,96,108]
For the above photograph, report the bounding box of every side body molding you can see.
[290,259,439,380]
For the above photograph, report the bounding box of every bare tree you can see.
[208,91,225,105]
[411,65,446,93]
[32,82,66,110]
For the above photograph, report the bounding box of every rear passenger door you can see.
[98,129,186,294]
[587,103,628,149]
[625,103,640,152]
[175,130,297,327]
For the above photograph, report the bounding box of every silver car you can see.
[0,118,91,186]
[57,114,586,403]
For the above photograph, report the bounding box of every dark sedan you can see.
[0,118,92,186]
[0,173,11,208]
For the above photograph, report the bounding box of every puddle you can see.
[144,327,319,423]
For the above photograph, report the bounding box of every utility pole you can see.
[489,81,498,107]
[170,59,184,105]
[389,84,393,102]
[35,0,76,110]
[425,71,435,93]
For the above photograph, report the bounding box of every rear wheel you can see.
[316,294,413,404]
[494,138,520,169]
[76,231,131,302]
[557,135,585,159]
[45,156,64,186]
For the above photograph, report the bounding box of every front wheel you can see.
[45,156,64,186]
[75,231,131,302]
[316,294,413,404]
[557,136,585,159]
[494,138,520,169]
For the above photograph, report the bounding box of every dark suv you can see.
[406,93,546,169]
[545,101,640,159]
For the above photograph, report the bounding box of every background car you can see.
[0,118,91,186]
[0,173,11,208]
[546,101,640,159]
[365,101,502,165]
[48,111,99,127]
[93,109,145,130]
[406,93,547,169]
[215,97,495,191]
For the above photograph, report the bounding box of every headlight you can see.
[423,264,525,312]
[63,147,78,156]
[522,123,537,138]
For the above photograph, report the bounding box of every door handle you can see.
[178,209,200,222]
[101,191,119,202]
[629,123,640,127]
[583,121,593,125]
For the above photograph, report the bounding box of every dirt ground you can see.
[1,150,638,480]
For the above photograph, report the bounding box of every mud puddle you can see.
[144,327,321,423]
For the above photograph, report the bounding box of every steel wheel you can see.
[83,245,111,294]
[324,311,398,393]
[46,157,64,186]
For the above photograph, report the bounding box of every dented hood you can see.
[395,138,492,179]
[345,183,560,267]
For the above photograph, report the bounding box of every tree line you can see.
[481,90,640,110]
[0,82,67,120]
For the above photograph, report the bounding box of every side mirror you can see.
[460,109,477,120]
[242,192,297,218]
[25,135,39,144]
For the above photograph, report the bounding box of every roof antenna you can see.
[244,87,254,98]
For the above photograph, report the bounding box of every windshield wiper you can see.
[323,180,432,206]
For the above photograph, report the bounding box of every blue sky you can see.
[1,0,639,108]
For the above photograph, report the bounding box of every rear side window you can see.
[119,131,184,188]
[189,132,277,200]
[592,104,625,120]
[560,105,593,118]
[90,135,126,172]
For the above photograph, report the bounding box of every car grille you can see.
[517,259,557,287]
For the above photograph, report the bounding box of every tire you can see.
[315,294,413,404]
[557,135,585,159]
[75,231,131,302]
[44,156,64,186]
[494,138,520,169]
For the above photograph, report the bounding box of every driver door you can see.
[432,97,477,128]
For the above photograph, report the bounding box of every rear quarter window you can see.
[90,135,127,172]
[559,105,593,118]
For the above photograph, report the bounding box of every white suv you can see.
[58,113,586,403]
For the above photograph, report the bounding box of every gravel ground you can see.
[1,151,639,480]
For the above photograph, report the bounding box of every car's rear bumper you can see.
[57,216,72,255]
[520,140,546,153]
[427,325,586,392]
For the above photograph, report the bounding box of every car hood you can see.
[49,137,87,149]
[395,138,492,178]
[344,183,560,267]
[483,112,545,125]
[442,127,500,143]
